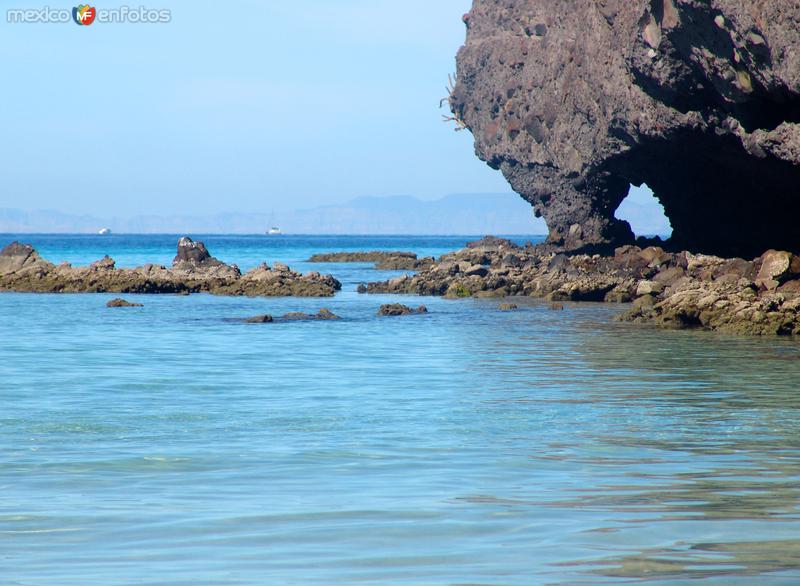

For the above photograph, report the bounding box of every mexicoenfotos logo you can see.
[6,5,171,24]
[72,4,95,25]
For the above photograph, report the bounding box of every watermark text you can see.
[7,5,172,24]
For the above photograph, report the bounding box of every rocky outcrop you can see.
[173,237,214,265]
[210,262,340,297]
[0,242,46,274]
[363,239,800,335]
[452,1,800,257]
[0,239,341,297]
[309,251,434,271]
[171,236,240,279]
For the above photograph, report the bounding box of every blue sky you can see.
[1,0,513,216]
[0,0,668,235]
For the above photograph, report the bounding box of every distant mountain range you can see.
[0,193,548,235]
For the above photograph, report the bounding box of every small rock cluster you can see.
[0,238,341,297]
[243,308,341,323]
[241,306,431,322]
[377,303,428,317]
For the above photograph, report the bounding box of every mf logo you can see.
[72,4,96,25]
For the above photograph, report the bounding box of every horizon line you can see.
[0,232,550,237]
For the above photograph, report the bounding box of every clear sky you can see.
[1,0,670,236]
[1,0,514,217]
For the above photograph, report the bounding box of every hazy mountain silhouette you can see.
[0,193,547,235]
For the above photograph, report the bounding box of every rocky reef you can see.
[239,309,341,324]
[309,251,434,271]
[377,303,428,317]
[0,238,341,297]
[452,1,800,256]
[363,237,800,336]
[106,298,143,308]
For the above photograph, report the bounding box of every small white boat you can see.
[266,209,282,235]
[98,228,112,235]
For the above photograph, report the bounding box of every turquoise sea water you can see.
[2,234,800,585]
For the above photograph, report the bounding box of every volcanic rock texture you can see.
[451,0,800,256]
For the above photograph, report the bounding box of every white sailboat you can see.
[98,227,111,235]
[266,210,282,235]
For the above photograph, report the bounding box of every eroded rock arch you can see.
[452,0,800,257]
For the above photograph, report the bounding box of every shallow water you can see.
[2,234,800,585]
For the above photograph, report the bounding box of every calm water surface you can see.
[2,234,800,585]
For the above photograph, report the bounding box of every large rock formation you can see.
[451,0,800,257]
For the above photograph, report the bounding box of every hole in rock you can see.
[614,183,672,239]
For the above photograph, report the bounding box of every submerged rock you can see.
[498,302,518,311]
[280,309,341,321]
[0,238,341,297]
[244,314,273,323]
[310,251,416,262]
[377,304,428,317]
[106,298,143,308]
[309,250,434,271]
[240,308,340,324]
